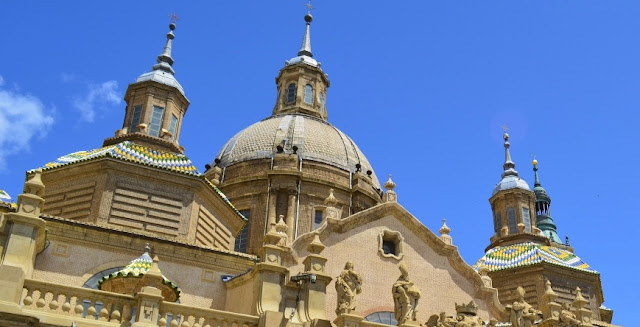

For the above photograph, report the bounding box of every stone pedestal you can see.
[333,313,363,327]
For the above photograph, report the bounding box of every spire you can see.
[298,6,313,57]
[532,159,561,244]
[501,130,518,178]
[533,158,541,187]
[152,22,176,74]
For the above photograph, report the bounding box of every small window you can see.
[148,106,164,137]
[234,210,250,253]
[130,106,142,132]
[313,210,323,230]
[168,114,178,140]
[378,230,404,260]
[286,83,296,103]
[522,208,531,232]
[507,207,517,234]
[319,93,324,106]
[304,84,313,104]
[494,212,502,233]
[382,240,396,255]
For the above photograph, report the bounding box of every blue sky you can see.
[1,1,637,325]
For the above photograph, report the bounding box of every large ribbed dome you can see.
[216,114,380,188]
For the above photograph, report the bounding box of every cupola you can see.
[272,8,330,120]
[487,131,546,250]
[103,21,190,154]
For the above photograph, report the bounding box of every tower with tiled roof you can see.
[103,22,189,154]
[474,134,612,324]
[33,22,246,251]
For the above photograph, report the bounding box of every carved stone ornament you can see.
[392,262,421,325]
[425,301,485,327]
[335,261,363,315]
[506,286,542,327]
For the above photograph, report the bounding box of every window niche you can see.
[378,230,404,260]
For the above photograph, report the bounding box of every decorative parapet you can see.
[21,278,259,327]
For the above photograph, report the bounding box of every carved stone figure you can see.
[559,303,580,326]
[506,287,541,327]
[424,301,484,327]
[392,262,421,325]
[335,261,362,315]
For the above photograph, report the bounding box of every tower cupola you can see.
[532,159,562,244]
[272,7,330,120]
[104,21,190,153]
[487,131,546,250]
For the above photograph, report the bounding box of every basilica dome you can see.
[216,113,380,189]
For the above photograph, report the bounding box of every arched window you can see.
[507,207,517,234]
[319,93,324,107]
[522,207,531,232]
[287,83,296,103]
[364,311,397,325]
[494,212,502,233]
[304,84,313,104]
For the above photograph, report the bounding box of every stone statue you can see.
[335,261,362,315]
[506,287,541,327]
[392,262,421,325]
[425,301,484,327]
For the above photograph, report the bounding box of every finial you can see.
[532,156,541,187]
[500,126,518,178]
[439,219,451,235]
[384,174,396,191]
[565,235,570,246]
[144,243,151,253]
[324,189,338,206]
[298,1,313,57]
[152,18,177,74]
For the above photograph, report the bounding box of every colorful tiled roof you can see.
[41,141,200,175]
[474,242,597,274]
[0,189,11,202]
[98,248,181,301]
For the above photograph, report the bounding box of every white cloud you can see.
[0,76,55,169]
[71,80,121,122]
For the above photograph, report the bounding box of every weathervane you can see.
[305,0,314,13]
[169,12,180,24]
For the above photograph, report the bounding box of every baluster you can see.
[61,293,72,315]
[122,303,133,326]
[110,302,122,323]
[99,301,110,321]
[35,288,47,309]
[49,290,60,311]
[193,315,202,327]
[202,315,212,327]
[180,314,191,327]
[158,310,167,327]
[73,295,84,316]
[22,287,34,307]
[86,299,97,320]
[170,313,179,327]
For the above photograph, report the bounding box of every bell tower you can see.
[272,10,330,120]
[103,21,190,153]
[487,131,547,251]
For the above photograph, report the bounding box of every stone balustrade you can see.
[159,302,259,327]
[21,278,260,327]
[22,278,136,325]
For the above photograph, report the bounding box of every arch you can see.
[287,83,296,103]
[304,84,313,104]
[364,311,397,325]
[83,266,124,289]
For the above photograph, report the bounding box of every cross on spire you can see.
[305,0,314,13]
[169,13,180,23]
[501,124,509,133]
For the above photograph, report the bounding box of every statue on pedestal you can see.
[392,262,421,325]
[335,261,362,315]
